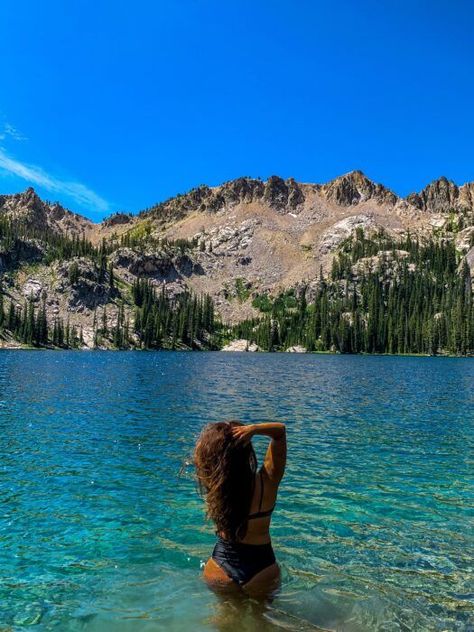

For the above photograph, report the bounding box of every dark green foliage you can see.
[252,293,273,312]
[119,226,198,253]
[234,233,474,356]
[109,263,115,290]
[131,278,216,349]
[112,303,127,348]
[0,290,92,350]
[0,216,115,273]
[0,296,50,347]
[234,278,250,302]
[68,262,80,285]
[97,238,107,283]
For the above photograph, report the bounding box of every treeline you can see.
[0,214,201,265]
[233,233,474,355]
[0,216,96,261]
[131,279,216,349]
[0,281,218,350]
[119,228,199,254]
[0,294,84,348]
[88,280,217,349]
[0,215,218,349]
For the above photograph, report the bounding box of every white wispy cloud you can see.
[0,147,110,213]
[0,123,27,142]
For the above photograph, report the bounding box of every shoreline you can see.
[0,344,472,358]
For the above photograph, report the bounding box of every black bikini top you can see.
[248,470,275,520]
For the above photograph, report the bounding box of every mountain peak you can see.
[321,171,397,207]
[0,188,94,235]
[19,186,42,206]
[407,177,459,212]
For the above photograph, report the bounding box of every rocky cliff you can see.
[0,187,93,235]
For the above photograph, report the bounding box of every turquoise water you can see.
[0,352,473,631]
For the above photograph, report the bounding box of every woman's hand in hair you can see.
[231,424,255,444]
[231,422,286,443]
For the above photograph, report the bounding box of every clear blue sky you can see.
[0,0,473,220]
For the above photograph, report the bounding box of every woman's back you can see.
[195,421,286,595]
[239,469,278,545]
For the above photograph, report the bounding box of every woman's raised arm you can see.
[231,422,286,484]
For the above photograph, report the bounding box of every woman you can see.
[194,421,286,596]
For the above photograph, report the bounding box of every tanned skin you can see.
[203,422,286,597]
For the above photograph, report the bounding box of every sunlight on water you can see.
[0,352,472,630]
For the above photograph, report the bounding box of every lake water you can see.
[0,351,473,631]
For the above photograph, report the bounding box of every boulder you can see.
[102,212,133,227]
[455,227,474,253]
[110,247,202,280]
[22,278,43,302]
[319,214,376,254]
[221,339,260,352]
[465,246,474,276]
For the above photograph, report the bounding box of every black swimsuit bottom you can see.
[212,536,276,586]
[211,470,276,586]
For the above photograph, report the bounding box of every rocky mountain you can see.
[0,187,93,235]
[1,171,473,350]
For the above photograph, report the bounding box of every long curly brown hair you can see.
[194,421,257,541]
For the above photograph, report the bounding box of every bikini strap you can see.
[248,469,275,520]
[258,470,264,512]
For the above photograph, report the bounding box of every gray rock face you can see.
[0,187,93,235]
[22,279,43,302]
[459,182,474,210]
[111,248,178,278]
[110,248,202,280]
[322,171,397,207]
[197,219,259,254]
[221,339,260,352]
[466,246,474,276]
[407,177,459,213]
[286,345,307,353]
[263,176,305,212]
[455,227,474,253]
[56,258,114,310]
[148,176,306,221]
[0,238,44,270]
[220,177,265,205]
[319,214,376,254]
[351,250,413,280]
[0,186,43,227]
[140,172,474,231]
[102,212,133,227]
[148,185,215,221]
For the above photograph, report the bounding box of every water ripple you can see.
[0,351,473,631]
